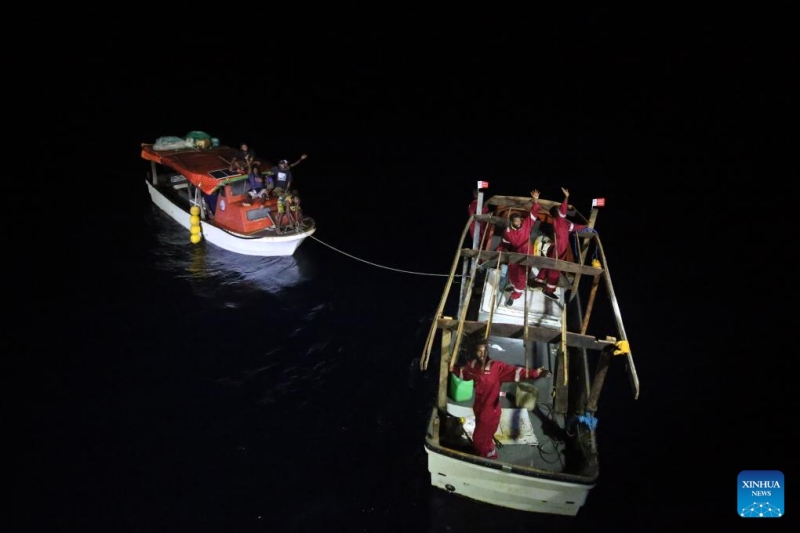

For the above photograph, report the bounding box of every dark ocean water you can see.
[11,17,797,529]
[14,134,792,532]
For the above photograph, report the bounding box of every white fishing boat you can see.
[141,133,315,257]
[421,183,639,516]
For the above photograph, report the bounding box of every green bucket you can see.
[449,373,474,402]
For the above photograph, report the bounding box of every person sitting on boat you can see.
[270,154,308,195]
[229,143,260,176]
[529,187,587,301]
[245,170,275,205]
[496,189,539,306]
[452,338,551,460]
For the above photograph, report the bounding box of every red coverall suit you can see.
[454,359,544,458]
[496,203,537,301]
[532,199,587,295]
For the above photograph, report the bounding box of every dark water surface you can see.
[12,20,796,527]
[14,134,791,532]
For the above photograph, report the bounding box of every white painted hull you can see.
[426,448,593,516]
[146,181,314,257]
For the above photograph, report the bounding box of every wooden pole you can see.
[554,297,570,414]
[561,302,568,386]
[450,278,477,372]
[448,211,488,372]
[570,206,599,293]
[522,229,535,370]
[594,233,640,399]
[421,218,472,370]
[150,160,158,186]
[484,251,503,338]
[580,272,602,335]
[437,328,453,412]
[587,344,613,413]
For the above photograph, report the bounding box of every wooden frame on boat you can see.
[421,187,638,516]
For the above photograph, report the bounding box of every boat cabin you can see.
[141,143,291,234]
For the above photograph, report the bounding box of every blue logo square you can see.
[738,470,784,518]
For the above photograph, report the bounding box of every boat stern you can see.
[425,444,593,516]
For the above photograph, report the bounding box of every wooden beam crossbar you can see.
[471,214,597,241]
[435,318,615,351]
[483,196,563,211]
[461,249,603,276]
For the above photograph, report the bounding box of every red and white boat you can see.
[140,134,315,257]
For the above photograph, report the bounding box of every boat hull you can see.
[146,181,314,257]
[425,446,593,516]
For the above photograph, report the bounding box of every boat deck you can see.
[441,380,571,472]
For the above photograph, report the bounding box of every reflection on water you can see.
[147,211,307,304]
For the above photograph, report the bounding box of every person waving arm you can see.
[288,153,308,168]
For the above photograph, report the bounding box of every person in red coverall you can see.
[496,190,539,306]
[531,187,587,301]
[452,338,552,459]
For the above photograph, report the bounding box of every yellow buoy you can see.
[189,206,202,244]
